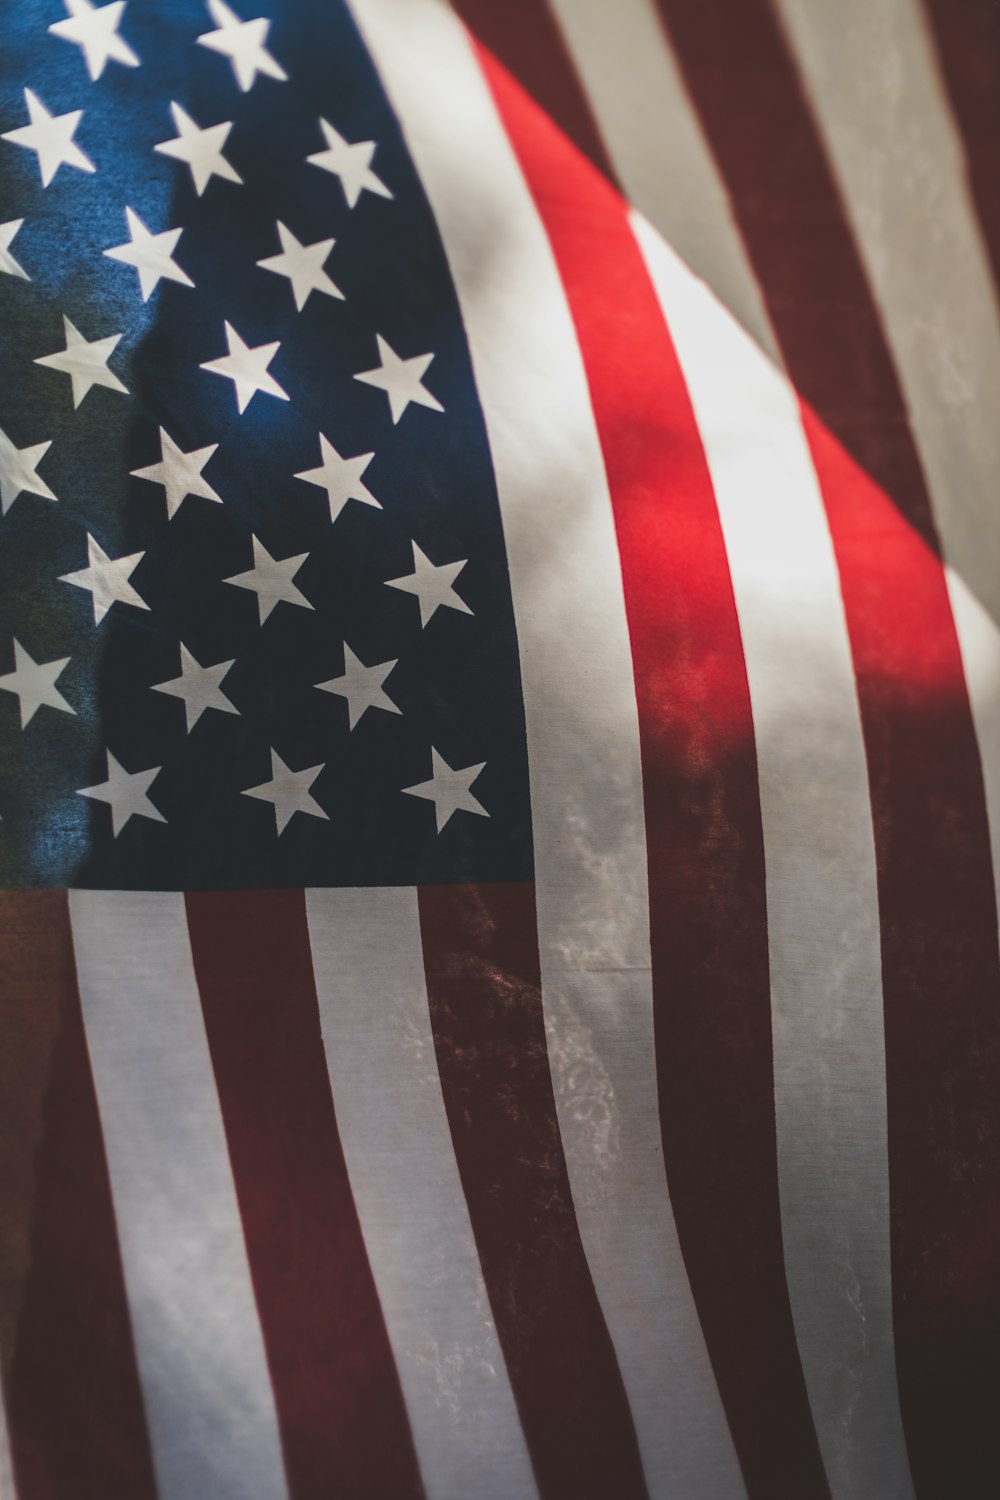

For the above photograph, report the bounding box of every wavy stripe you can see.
[348,1,742,1490]
[306,884,537,1500]
[69,889,290,1500]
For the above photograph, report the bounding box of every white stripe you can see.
[946,569,1000,914]
[68,890,289,1500]
[347,3,743,1494]
[305,886,536,1500]
[773,0,1000,944]
[548,0,778,363]
[0,1380,15,1500]
[634,210,914,1499]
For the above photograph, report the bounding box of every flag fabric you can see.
[0,2,998,1498]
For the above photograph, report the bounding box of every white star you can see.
[59,534,148,624]
[307,120,392,208]
[130,427,221,519]
[386,542,472,628]
[78,750,165,837]
[104,207,193,302]
[0,427,56,514]
[197,0,287,92]
[0,640,74,727]
[35,316,127,408]
[201,321,288,413]
[242,748,328,835]
[0,219,29,280]
[355,335,442,424]
[224,535,311,624]
[154,101,242,196]
[102,207,193,303]
[402,748,489,833]
[316,645,400,730]
[1,89,94,187]
[294,434,378,524]
[257,221,342,311]
[152,643,238,731]
[49,0,140,82]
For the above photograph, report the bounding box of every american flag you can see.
[1,0,998,1497]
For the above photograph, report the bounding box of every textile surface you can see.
[0,1,998,1497]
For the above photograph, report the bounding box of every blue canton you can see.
[0,0,533,890]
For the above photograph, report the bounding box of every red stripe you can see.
[185,889,423,1500]
[418,882,649,1500]
[463,42,830,1498]
[652,2,1000,1491]
[451,0,619,185]
[0,890,157,1500]
[920,0,1000,299]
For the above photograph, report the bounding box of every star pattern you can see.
[307,120,392,208]
[224,535,312,623]
[152,644,239,731]
[130,427,222,518]
[316,645,400,730]
[35,316,127,407]
[0,427,56,514]
[197,0,287,92]
[0,219,29,280]
[59,534,149,624]
[402,749,489,833]
[0,640,74,728]
[242,748,328,835]
[154,102,242,195]
[294,434,379,523]
[257,221,342,311]
[78,750,166,837]
[386,542,472,628]
[0,5,511,888]
[354,335,443,424]
[104,207,194,301]
[201,321,288,412]
[1,89,95,187]
[48,0,140,82]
